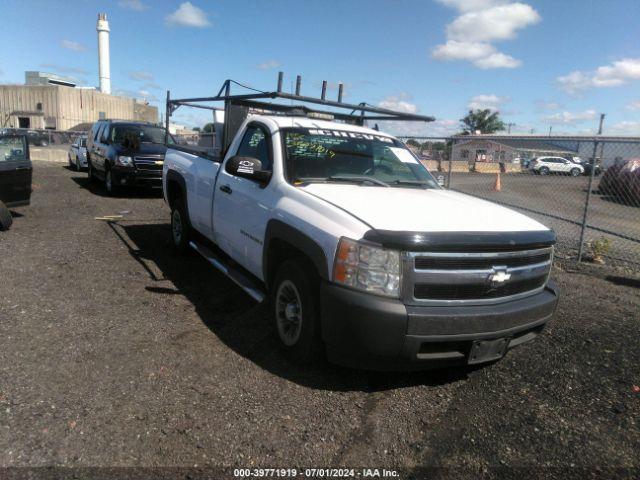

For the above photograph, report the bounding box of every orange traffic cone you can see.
[493,172,502,192]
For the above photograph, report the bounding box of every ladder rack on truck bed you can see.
[165,72,435,158]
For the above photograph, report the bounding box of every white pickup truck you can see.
[162,79,558,370]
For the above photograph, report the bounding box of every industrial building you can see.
[0,13,158,131]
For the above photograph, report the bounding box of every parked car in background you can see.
[86,120,174,195]
[530,156,584,176]
[599,158,640,204]
[579,158,602,176]
[68,135,88,171]
[0,133,31,230]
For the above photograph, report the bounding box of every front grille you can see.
[403,247,552,304]
[414,275,547,300]
[134,156,164,171]
[414,251,551,270]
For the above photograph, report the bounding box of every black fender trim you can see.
[165,170,190,219]
[363,229,556,252]
[263,220,330,286]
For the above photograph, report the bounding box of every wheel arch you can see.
[165,169,189,214]
[263,220,330,289]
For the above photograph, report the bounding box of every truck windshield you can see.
[282,128,438,188]
[110,125,174,145]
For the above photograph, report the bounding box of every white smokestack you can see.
[97,13,111,94]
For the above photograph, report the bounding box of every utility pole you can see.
[549,125,553,136]
[506,122,515,134]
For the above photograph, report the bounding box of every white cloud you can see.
[467,94,510,111]
[543,110,597,125]
[378,94,419,114]
[627,100,640,111]
[607,121,640,135]
[474,52,521,69]
[535,100,561,111]
[557,58,640,93]
[431,1,540,69]
[446,3,540,43]
[257,60,281,70]
[436,0,509,13]
[118,0,147,11]
[432,40,496,62]
[129,71,155,81]
[60,39,86,52]
[165,2,211,28]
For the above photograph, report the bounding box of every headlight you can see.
[115,155,133,167]
[333,237,401,298]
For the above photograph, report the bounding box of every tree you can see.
[193,127,201,132]
[406,138,420,148]
[460,109,505,135]
[202,123,215,133]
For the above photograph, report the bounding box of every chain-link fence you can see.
[399,135,640,269]
[0,127,87,147]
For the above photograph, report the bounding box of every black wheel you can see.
[68,154,73,169]
[104,169,117,195]
[75,156,82,172]
[171,199,191,254]
[87,159,96,182]
[539,167,550,175]
[570,168,581,177]
[272,259,322,364]
[0,201,13,231]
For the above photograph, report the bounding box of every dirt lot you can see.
[1,162,639,478]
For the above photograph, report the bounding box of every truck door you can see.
[213,123,275,279]
[0,134,32,207]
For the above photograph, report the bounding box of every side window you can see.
[236,125,271,171]
[93,123,103,142]
[0,136,27,162]
[100,125,110,143]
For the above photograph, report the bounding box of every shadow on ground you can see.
[70,175,162,199]
[115,221,471,392]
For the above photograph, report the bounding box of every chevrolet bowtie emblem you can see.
[489,267,511,283]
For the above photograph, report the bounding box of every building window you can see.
[461,149,469,159]
[36,102,43,111]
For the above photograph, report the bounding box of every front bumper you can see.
[320,280,559,370]
[112,167,162,188]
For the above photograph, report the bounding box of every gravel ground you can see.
[1,162,639,479]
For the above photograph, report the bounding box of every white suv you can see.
[530,156,584,176]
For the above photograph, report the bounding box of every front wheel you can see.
[272,260,322,365]
[539,167,550,175]
[87,160,96,182]
[75,156,82,172]
[104,169,117,195]
[570,168,581,177]
[0,201,13,231]
[170,199,191,254]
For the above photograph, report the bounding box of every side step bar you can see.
[189,241,266,303]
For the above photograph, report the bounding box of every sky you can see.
[0,0,639,137]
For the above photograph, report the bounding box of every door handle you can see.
[219,184,232,194]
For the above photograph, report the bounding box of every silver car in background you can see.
[68,135,88,171]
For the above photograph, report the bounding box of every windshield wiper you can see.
[388,179,432,188]
[297,176,390,187]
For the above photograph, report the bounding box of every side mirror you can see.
[225,156,272,185]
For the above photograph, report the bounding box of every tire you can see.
[104,169,117,195]
[271,259,323,365]
[170,199,191,254]
[570,168,581,177]
[87,159,96,182]
[539,167,550,175]
[75,156,82,172]
[68,155,73,169]
[0,201,13,231]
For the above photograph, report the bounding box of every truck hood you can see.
[299,183,549,233]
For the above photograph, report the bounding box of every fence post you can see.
[446,138,453,189]
[577,114,605,262]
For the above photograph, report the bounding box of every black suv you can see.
[0,133,31,230]
[86,120,174,194]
